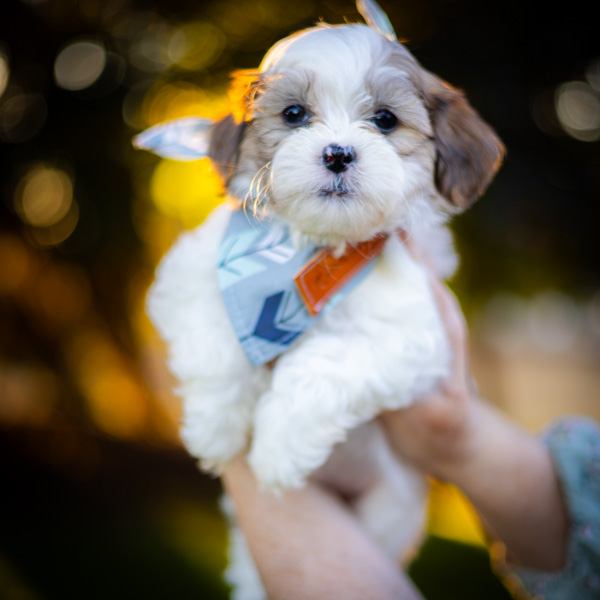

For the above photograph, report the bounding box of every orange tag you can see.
[294,236,388,316]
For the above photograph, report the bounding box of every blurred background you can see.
[1,0,599,598]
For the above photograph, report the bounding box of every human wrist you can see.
[438,404,569,570]
[437,400,545,508]
[426,394,483,482]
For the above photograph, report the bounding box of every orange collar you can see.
[294,235,389,316]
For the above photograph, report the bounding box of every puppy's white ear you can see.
[133,113,246,184]
[424,73,505,209]
[133,117,213,161]
[357,0,397,42]
[208,114,247,182]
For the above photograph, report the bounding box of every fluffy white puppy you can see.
[142,18,503,599]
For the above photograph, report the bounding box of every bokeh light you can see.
[13,165,80,248]
[0,365,60,428]
[129,23,174,73]
[13,164,79,247]
[31,262,91,328]
[589,290,600,336]
[555,80,600,141]
[586,57,600,93]
[527,291,582,353]
[208,0,316,49]
[0,48,8,99]
[26,204,79,248]
[54,40,107,91]
[428,481,486,547]
[150,158,224,228]
[0,234,31,296]
[15,166,73,227]
[0,92,47,143]
[141,82,228,127]
[167,21,226,70]
[476,291,591,355]
[67,329,150,439]
[475,293,530,354]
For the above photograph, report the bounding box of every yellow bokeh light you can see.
[0,365,59,427]
[132,204,182,265]
[27,203,79,248]
[167,21,226,71]
[158,499,227,575]
[0,92,47,143]
[130,274,181,442]
[32,262,91,328]
[0,234,31,295]
[141,81,228,127]
[84,370,149,439]
[427,480,486,546]
[67,330,150,440]
[15,166,73,227]
[150,158,224,228]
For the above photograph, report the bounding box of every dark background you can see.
[1,0,599,598]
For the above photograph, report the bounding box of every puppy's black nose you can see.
[322,144,356,173]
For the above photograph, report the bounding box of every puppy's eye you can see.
[282,105,309,127]
[372,109,398,133]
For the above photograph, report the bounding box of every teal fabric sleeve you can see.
[515,417,600,598]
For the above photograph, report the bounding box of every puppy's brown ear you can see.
[208,114,246,182]
[208,70,262,183]
[424,73,505,209]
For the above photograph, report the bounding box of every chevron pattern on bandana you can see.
[217,209,382,366]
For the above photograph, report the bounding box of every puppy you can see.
[138,11,503,599]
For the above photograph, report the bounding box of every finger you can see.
[398,229,469,379]
[398,229,438,277]
[428,278,468,376]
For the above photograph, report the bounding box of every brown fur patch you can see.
[208,114,246,182]
[420,71,505,209]
[387,43,504,209]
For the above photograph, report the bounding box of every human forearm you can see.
[438,399,569,571]
[222,456,423,600]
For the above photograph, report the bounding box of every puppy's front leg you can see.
[178,368,269,472]
[248,350,368,490]
[247,329,413,490]
[148,206,271,471]
[248,242,450,490]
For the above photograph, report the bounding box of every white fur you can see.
[147,24,465,600]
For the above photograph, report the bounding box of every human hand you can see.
[380,235,479,481]
[381,236,569,571]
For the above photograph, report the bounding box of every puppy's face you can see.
[210,25,504,247]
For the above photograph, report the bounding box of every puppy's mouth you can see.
[318,179,352,199]
[319,186,349,198]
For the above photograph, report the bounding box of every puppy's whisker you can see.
[257,165,272,197]
[257,165,274,215]
[257,163,272,193]
[244,162,272,217]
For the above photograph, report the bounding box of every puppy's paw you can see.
[248,389,354,491]
[180,410,250,473]
[247,441,309,492]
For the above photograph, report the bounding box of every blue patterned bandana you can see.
[218,210,378,366]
